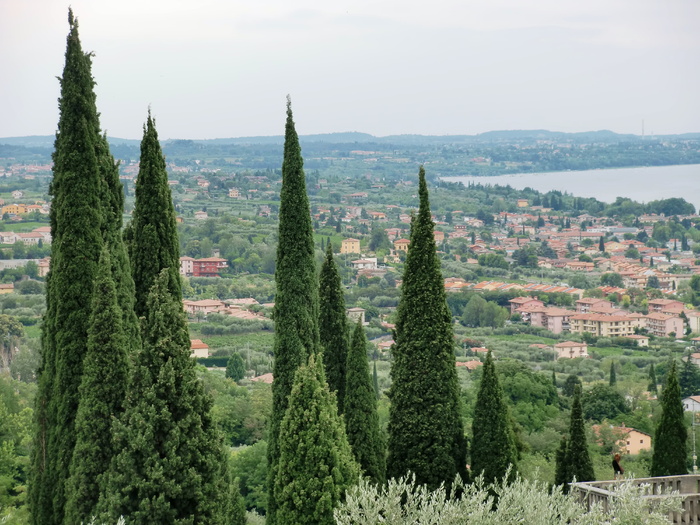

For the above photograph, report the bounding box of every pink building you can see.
[644,313,684,338]
[555,341,589,359]
[509,297,544,315]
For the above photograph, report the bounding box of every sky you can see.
[0,0,698,140]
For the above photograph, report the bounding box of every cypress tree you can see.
[98,132,140,351]
[345,321,386,484]
[98,270,230,523]
[319,243,349,411]
[648,363,658,395]
[387,166,467,490]
[651,362,688,476]
[64,247,128,523]
[553,437,569,488]
[30,11,107,523]
[373,360,380,400]
[599,236,605,252]
[679,351,700,398]
[267,97,320,524]
[130,112,181,318]
[564,386,595,484]
[609,361,617,386]
[275,355,359,525]
[471,350,518,485]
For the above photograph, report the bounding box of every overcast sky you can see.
[1,0,698,140]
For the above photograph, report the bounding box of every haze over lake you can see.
[442,164,700,212]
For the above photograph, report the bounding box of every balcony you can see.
[572,475,700,524]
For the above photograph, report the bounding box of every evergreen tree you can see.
[648,363,658,395]
[651,362,688,476]
[564,386,595,484]
[98,271,230,523]
[345,321,386,484]
[98,132,140,352]
[226,352,246,382]
[63,248,128,524]
[387,166,467,490]
[319,243,349,412]
[267,97,320,524]
[609,361,617,386]
[553,437,569,489]
[130,112,181,318]
[599,236,605,252]
[275,355,359,525]
[679,352,700,398]
[30,12,107,523]
[373,361,380,400]
[471,350,518,485]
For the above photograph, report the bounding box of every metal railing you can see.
[572,475,700,524]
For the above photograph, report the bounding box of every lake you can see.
[442,164,700,211]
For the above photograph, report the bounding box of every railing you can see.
[572,475,700,524]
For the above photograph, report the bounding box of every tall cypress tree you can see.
[387,166,467,490]
[599,237,605,252]
[651,362,687,476]
[609,361,617,386]
[130,112,181,318]
[275,356,359,525]
[345,320,386,484]
[64,247,128,524]
[319,243,349,412]
[97,132,140,350]
[564,386,595,484]
[471,350,518,485]
[553,436,569,488]
[30,11,106,523]
[648,363,658,395]
[98,270,230,523]
[267,97,320,524]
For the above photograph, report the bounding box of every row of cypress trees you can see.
[29,11,240,524]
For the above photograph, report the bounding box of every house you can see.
[228,188,241,198]
[517,199,528,208]
[0,283,13,294]
[644,313,684,338]
[622,334,650,347]
[433,230,445,243]
[38,257,50,277]
[575,298,613,314]
[250,373,274,384]
[194,210,208,220]
[351,258,378,270]
[340,238,361,255]
[179,257,228,277]
[568,313,638,337]
[376,339,394,351]
[190,339,210,359]
[555,341,589,359]
[508,297,544,315]
[394,238,410,252]
[648,298,685,314]
[11,190,23,199]
[183,299,225,316]
[1,204,27,215]
[347,307,367,325]
[593,424,652,455]
[456,360,483,370]
[683,396,700,412]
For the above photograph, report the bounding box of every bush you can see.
[335,473,682,525]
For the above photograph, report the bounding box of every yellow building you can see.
[568,313,638,337]
[340,238,360,254]
[1,204,27,215]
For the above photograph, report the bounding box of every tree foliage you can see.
[319,244,348,412]
[64,248,128,524]
[267,97,320,524]
[275,356,359,525]
[31,12,109,523]
[651,362,688,477]
[129,112,181,318]
[387,166,467,490]
[98,271,230,523]
[471,351,518,484]
[564,386,595,485]
[345,321,385,484]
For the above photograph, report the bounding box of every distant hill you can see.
[2,129,698,149]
